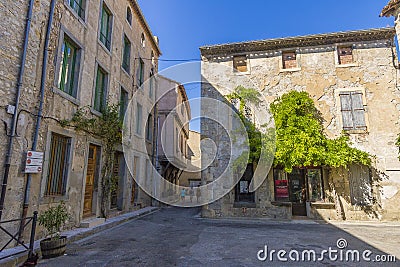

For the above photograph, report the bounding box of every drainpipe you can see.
[0,0,35,221]
[20,0,57,223]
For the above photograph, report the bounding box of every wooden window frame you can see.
[58,35,80,97]
[122,34,131,73]
[67,0,85,19]
[93,65,108,113]
[126,6,132,25]
[282,51,297,69]
[338,46,353,65]
[99,3,112,50]
[45,133,72,196]
[233,55,248,73]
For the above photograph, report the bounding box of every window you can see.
[58,35,80,97]
[126,7,132,25]
[99,3,112,50]
[93,66,108,112]
[151,51,155,65]
[274,168,289,201]
[338,46,353,65]
[122,35,131,73]
[46,133,71,196]
[149,70,154,98]
[146,114,153,141]
[233,55,247,72]
[282,51,297,69]
[141,33,145,48]
[119,87,128,119]
[138,58,144,86]
[67,0,85,18]
[136,103,142,135]
[339,91,367,131]
[235,164,255,203]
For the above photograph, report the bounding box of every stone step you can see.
[80,217,105,228]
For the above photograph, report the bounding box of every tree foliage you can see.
[271,91,371,172]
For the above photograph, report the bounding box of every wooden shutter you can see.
[350,92,366,130]
[339,92,354,130]
[338,46,353,64]
[282,52,297,69]
[233,56,247,72]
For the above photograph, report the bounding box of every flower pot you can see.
[40,236,67,259]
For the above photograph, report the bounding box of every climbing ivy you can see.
[61,104,123,218]
[227,87,371,173]
[271,90,371,172]
[226,86,263,164]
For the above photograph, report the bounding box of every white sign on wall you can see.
[24,150,44,173]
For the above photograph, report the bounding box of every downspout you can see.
[0,0,35,221]
[20,0,57,222]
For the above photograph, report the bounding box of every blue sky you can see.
[137,0,394,131]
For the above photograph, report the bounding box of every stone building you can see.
[200,27,400,221]
[0,0,160,244]
[157,76,191,199]
[179,130,202,188]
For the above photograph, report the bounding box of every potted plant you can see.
[38,202,69,259]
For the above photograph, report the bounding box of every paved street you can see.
[39,207,399,267]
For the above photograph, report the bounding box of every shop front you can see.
[274,168,324,216]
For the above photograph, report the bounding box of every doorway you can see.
[274,168,323,216]
[84,144,100,217]
[288,169,306,216]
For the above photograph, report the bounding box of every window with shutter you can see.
[339,91,367,131]
[338,46,353,65]
[233,56,248,72]
[282,51,297,69]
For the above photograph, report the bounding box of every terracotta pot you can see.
[40,236,67,259]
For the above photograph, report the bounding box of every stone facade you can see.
[180,130,202,187]
[0,0,160,246]
[157,76,191,200]
[200,28,400,221]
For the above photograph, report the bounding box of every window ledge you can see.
[98,39,112,56]
[121,66,131,77]
[52,87,80,106]
[233,71,251,75]
[90,108,103,117]
[134,133,143,139]
[280,67,301,73]
[336,63,358,68]
[344,129,368,134]
[40,195,69,204]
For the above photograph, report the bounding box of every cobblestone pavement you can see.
[39,207,399,267]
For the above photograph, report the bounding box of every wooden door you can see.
[83,145,97,217]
